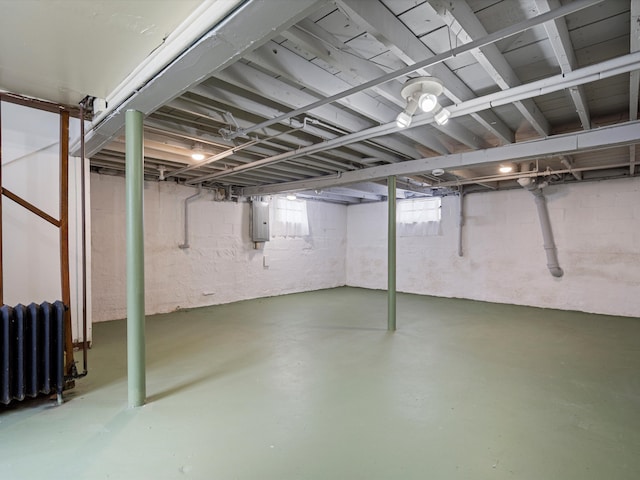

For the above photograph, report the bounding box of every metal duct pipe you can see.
[518,178,564,277]
[179,187,204,249]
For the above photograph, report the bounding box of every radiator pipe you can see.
[59,110,75,380]
[179,187,204,249]
[79,100,88,377]
[518,178,564,277]
[388,175,396,331]
[125,110,146,408]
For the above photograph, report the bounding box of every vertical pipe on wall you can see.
[125,110,146,408]
[178,187,204,249]
[79,102,88,375]
[518,178,564,277]
[531,189,564,278]
[387,176,396,331]
[458,187,465,257]
[59,110,75,378]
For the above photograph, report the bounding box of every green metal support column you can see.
[388,175,396,331]
[126,109,146,408]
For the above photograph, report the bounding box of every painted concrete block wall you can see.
[1,101,91,342]
[346,177,640,317]
[91,173,347,322]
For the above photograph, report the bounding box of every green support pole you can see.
[388,175,396,331]
[126,109,146,408]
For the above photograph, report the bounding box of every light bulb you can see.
[434,107,451,125]
[499,165,513,173]
[286,194,297,201]
[191,144,205,161]
[418,93,437,112]
[396,111,412,128]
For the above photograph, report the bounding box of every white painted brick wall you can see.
[347,177,640,317]
[91,173,347,322]
[92,173,639,320]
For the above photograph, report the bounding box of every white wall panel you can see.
[347,177,640,317]
[92,172,639,321]
[90,174,347,322]
[1,102,90,342]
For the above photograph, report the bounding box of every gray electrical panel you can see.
[251,200,270,242]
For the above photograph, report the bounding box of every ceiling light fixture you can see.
[191,144,205,161]
[395,111,413,128]
[418,93,438,113]
[396,76,448,128]
[499,163,517,174]
[286,194,297,201]
[433,104,451,126]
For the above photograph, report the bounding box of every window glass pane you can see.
[273,197,309,237]
[397,197,441,236]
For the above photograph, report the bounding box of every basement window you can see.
[273,197,310,237]
[397,197,441,236]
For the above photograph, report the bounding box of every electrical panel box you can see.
[251,200,270,242]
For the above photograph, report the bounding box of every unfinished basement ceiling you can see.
[56,1,640,202]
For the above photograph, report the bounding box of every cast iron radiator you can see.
[1,301,66,405]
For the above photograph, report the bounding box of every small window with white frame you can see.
[397,197,441,236]
[272,196,310,237]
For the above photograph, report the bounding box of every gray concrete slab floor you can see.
[1,287,639,479]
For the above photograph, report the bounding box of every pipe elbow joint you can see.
[517,177,532,188]
[548,266,564,277]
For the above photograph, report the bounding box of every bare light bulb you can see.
[418,93,437,112]
[434,107,451,125]
[396,111,412,128]
[191,144,205,161]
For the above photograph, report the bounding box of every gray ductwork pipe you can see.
[179,187,204,249]
[518,178,564,277]
[458,187,465,257]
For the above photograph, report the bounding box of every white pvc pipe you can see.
[421,160,639,189]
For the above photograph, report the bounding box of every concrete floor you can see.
[1,287,639,479]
